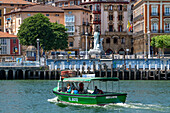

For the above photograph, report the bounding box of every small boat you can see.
[52,77,127,105]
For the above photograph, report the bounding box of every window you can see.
[0,46,7,54]
[66,26,74,32]
[22,4,25,6]
[121,38,125,44]
[65,15,75,35]
[90,5,92,10]
[109,25,113,32]
[68,11,72,14]
[13,39,16,43]
[151,23,158,32]
[114,38,118,44]
[165,23,170,32]
[59,3,62,7]
[55,14,59,16]
[64,2,68,6]
[118,15,122,21]
[0,19,1,26]
[131,38,133,44]
[70,1,74,6]
[18,19,20,25]
[118,5,123,11]
[10,4,14,6]
[78,1,80,5]
[74,1,76,5]
[0,10,1,17]
[27,14,31,16]
[119,25,122,32]
[165,7,170,15]
[46,14,49,16]
[109,5,113,10]
[106,38,110,43]
[65,15,74,22]
[0,39,7,45]
[69,42,73,47]
[109,15,113,20]
[151,6,158,15]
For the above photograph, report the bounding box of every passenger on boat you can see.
[78,82,84,94]
[92,86,99,94]
[98,89,104,94]
[67,84,71,93]
[71,83,75,90]
[71,88,79,94]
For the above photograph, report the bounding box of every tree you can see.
[17,13,68,51]
[51,22,68,50]
[151,35,170,56]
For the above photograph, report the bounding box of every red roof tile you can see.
[0,0,35,5]
[62,5,91,12]
[0,31,17,38]
[5,5,64,15]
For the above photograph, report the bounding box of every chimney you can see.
[4,7,6,32]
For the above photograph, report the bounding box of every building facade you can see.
[0,31,20,56]
[0,0,34,32]
[4,5,64,35]
[80,0,135,54]
[133,0,170,55]
[62,6,91,54]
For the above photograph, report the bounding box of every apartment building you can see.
[0,31,20,56]
[80,0,135,54]
[133,0,170,55]
[62,5,91,54]
[4,4,91,54]
[4,5,64,35]
[0,0,34,32]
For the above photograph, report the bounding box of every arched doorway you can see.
[106,49,113,55]
[118,48,125,55]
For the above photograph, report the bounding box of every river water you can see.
[0,80,169,113]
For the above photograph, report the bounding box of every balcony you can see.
[164,13,170,16]
[133,14,144,22]
[133,30,144,36]
[93,10,101,14]
[105,30,127,35]
[82,22,90,26]
[93,19,101,24]
[150,30,170,33]
[151,13,159,16]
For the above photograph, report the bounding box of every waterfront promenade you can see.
[0,54,170,80]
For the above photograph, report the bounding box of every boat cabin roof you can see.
[63,77,119,83]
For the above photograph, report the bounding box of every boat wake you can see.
[48,97,169,112]
[108,103,170,112]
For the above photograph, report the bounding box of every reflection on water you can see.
[0,80,169,113]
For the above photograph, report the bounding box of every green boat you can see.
[53,77,127,105]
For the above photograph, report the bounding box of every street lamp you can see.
[85,32,88,59]
[37,38,40,64]
[147,31,151,59]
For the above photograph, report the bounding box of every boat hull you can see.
[53,89,127,105]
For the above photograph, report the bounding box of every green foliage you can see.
[51,22,68,50]
[151,35,170,49]
[17,13,68,51]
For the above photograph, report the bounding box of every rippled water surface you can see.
[0,80,169,113]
